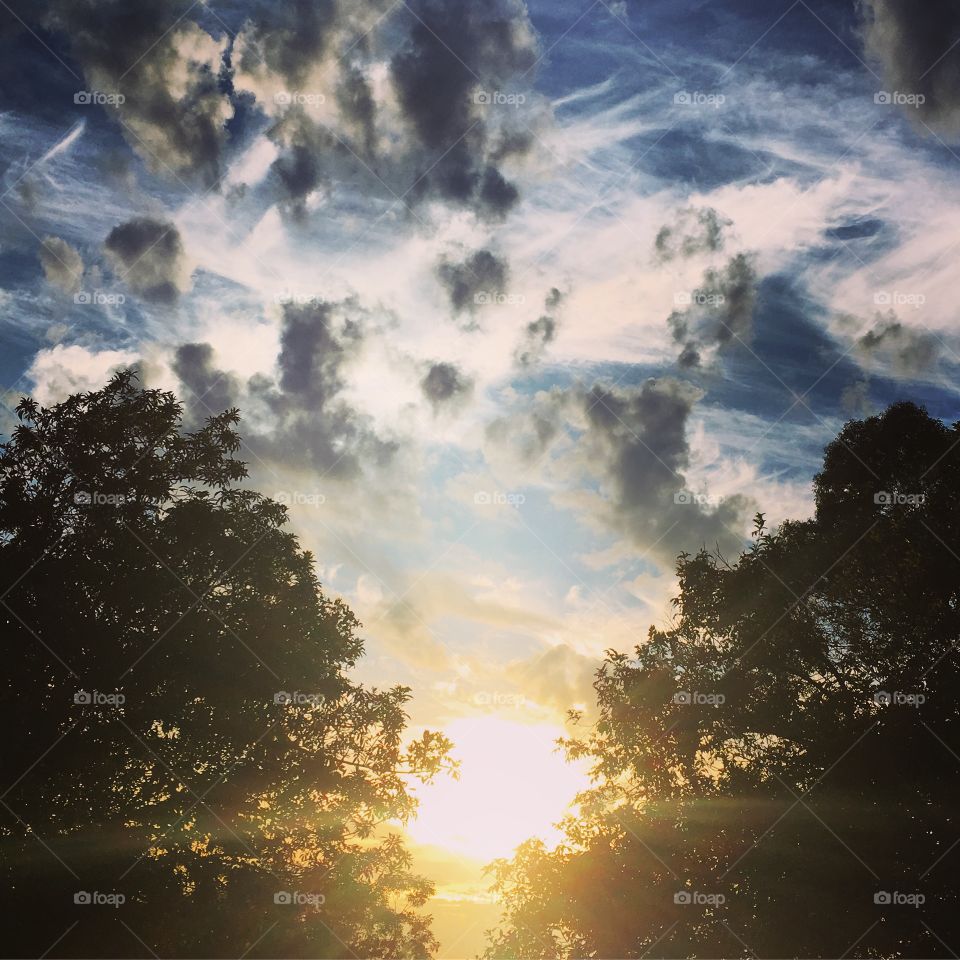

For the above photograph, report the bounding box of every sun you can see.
[406,715,590,862]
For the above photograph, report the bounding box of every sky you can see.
[4,0,960,953]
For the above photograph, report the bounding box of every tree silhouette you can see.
[0,372,454,958]
[486,402,960,958]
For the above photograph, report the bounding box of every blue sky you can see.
[4,0,960,948]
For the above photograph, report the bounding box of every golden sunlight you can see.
[407,716,590,861]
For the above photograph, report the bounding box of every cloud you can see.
[45,0,233,185]
[232,0,542,220]
[104,217,192,304]
[667,253,758,367]
[862,0,960,137]
[855,313,940,378]
[514,287,563,367]
[389,0,538,217]
[654,207,730,262]
[171,342,240,423]
[170,301,395,480]
[514,315,556,367]
[26,344,138,406]
[38,236,84,294]
[507,643,598,716]
[435,248,509,316]
[487,378,753,566]
[421,361,473,409]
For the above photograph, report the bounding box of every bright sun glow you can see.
[407,716,590,862]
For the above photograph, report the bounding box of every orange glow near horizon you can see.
[407,716,590,862]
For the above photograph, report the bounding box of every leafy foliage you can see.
[486,402,960,958]
[0,372,454,958]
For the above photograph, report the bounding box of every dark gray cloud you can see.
[171,301,393,480]
[389,0,536,217]
[233,0,338,91]
[667,253,757,366]
[421,361,473,409]
[862,0,960,136]
[436,248,509,315]
[171,342,240,424]
[104,217,191,304]
[514,288,564,367]
[242,0,540,220]
[487,379,752,565]
[654,207,729,262]
[576,379,751,563]
[44,0,232,186]
[38,236,83,294]
[514,316,556,367]
[856,314,939,378]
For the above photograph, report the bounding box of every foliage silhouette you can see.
[486,402,960,959]
[0,371,454,959]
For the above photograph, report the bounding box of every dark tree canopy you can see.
[486,401,960,959]
[0,372,453,958]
